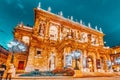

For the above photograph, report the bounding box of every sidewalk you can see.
[73,72,118,78]
[114,72,120,76]
[2,72,119,79]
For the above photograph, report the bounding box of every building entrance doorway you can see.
[18,61,24,70]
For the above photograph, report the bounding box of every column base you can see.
[73,70,82,78]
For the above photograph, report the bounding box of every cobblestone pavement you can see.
[2,76,120,80]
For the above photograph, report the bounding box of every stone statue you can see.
[49,52,55,71]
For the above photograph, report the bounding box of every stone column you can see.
[82,50,87,72]
[79,52,83,72]
[93,58,97,72]
[56,54,63,69]
[107,54,112,72]
[25,46,35,72]
[34,18,40,35]
[63,50,66,68]
[104,60,108,72]
[58,26,61,41]
[96,51,101,72]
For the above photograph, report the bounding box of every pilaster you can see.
[82,50,87,72]
[58,25,61,41]
[34,17,40,35]
[25,46,35,72]
[45,20,50,39]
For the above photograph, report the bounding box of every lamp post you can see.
[71,50,81,70]
[7,39,27,63]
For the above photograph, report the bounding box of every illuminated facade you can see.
[110,46,120,71]
[13,5,111,73]
[0,45,8,64]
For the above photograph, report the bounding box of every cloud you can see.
[5,0,15,4]
[17,3,24,9]
[5,0,24,10]
[16,0,24,10]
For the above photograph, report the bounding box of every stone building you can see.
[0,45,8,64]
[110,46,120,71]
[13,4,111,73]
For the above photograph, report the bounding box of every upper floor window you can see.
[80,32,88,42]
[22,36,29,44]
[49,25,58,40]
[35,49,42,58]
[37,50,41,55]
[91,35,97,44]
[62,27,70,38]
[99,37,103,46]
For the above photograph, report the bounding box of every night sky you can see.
[0,0,120,49]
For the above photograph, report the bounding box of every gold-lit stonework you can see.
[110,46,120,72]
[13,7,111,73]
[0,45,8,64]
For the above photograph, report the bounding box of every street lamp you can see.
[71,50,81,70]
[7,39,27,63]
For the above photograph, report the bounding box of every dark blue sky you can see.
[0,0,120,48]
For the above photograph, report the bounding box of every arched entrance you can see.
[64,49,82,70]
[87,56,94,72]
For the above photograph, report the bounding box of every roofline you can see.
[34,8,105,36]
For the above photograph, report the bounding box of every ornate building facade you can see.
[13,5,111,73]
[110,46,120,71]
[0,45,8,64]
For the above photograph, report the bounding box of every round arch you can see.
[87,52,96,72]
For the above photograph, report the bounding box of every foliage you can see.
[20,71,55,76]
[64,68,75,76]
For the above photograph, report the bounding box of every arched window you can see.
[49,25,58,40]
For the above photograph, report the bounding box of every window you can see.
[49,25,58,40]
[91,35,96,44]
[22,36,29,44]
[80,32,88,42]
[62,27,70,38]
[35,49,42,58]
[37,50,41,55]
